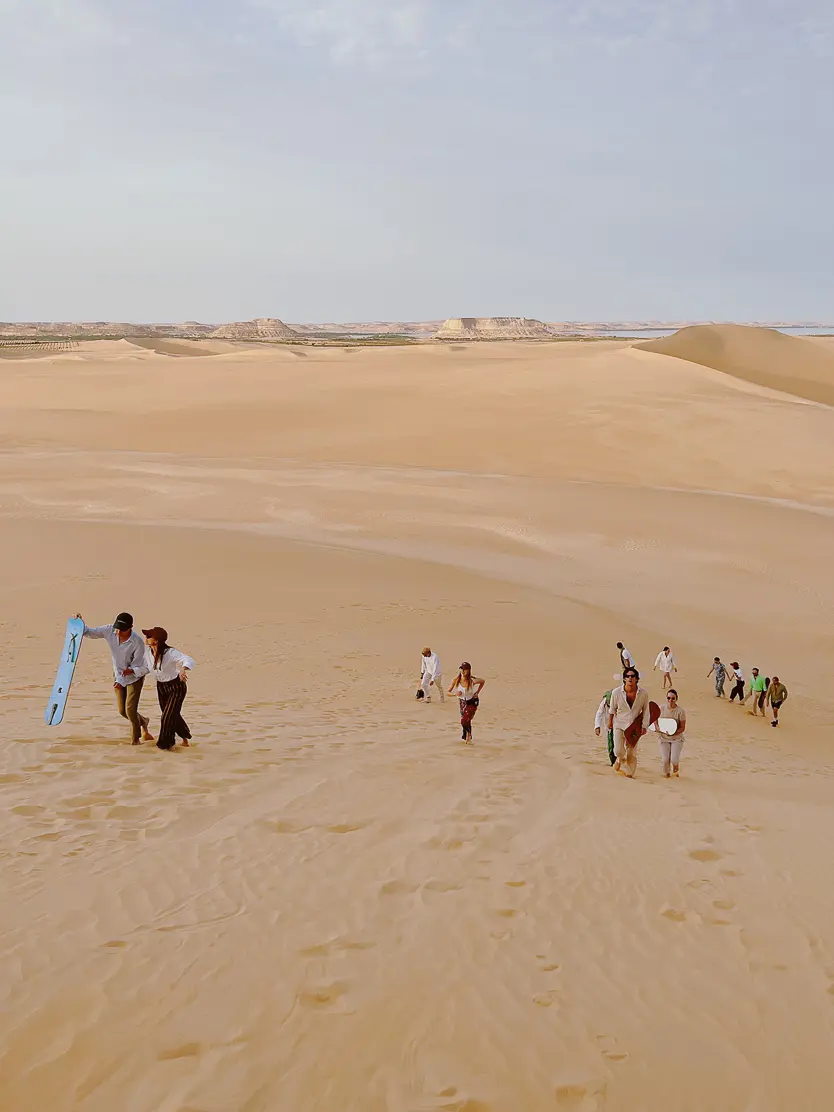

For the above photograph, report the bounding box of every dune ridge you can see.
[638,323,834,406]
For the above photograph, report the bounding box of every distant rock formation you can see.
[435,317,554,340]
[210,318,300,340]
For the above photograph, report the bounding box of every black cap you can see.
[113,612,133,631]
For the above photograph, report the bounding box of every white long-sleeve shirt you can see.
[619,646,636,669]
[420,652,442,681]
[608,686,651,731]
[83,624,148,687]
[595,697,609,731]
[654,650,676,673]
[143,645,195,683]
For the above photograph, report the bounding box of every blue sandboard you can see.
[45,617,85,726]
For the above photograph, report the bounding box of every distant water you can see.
[584,326,834,339]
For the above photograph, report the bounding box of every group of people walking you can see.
[597,645,687,780]
[707,658,788,725]
[77,612,195,750]
[597,641,791,781]
[417,647,485,744]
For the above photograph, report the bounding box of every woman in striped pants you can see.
[142,626,195,750]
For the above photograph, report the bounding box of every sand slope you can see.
[2,341,834,1111]
[639,324,834,406]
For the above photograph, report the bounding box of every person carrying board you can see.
[608,667,650,778]
[657,689,686,778]
[77,612,154,744]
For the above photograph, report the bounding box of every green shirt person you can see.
[744,668,768,715]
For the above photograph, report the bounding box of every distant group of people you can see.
[597,641,790,781]
[417,647,485,744]
[707,658,788,726]
[77,612,195,750]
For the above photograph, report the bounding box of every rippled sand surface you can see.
[2,336,834,1111]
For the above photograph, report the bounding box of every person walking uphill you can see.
[77,611,153,744]
[707,657,727,697]
[595,690,616,766]
[743,668,768,715]
[448,662,485,744]
[766,676,788,727]
[658,689,686,778]
[418,647,444,703]
[654,646,677,690]
[142,627,194,750]
[728,662,745,703]
[608,667,651,778]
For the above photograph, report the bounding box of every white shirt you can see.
[595,697,609,731]
[619,646,635,669]
[654,650,676,673]
[421,652,442,681]
[144,645,195,683]
[608,686,650,730]
[452,683,480,701]
[83,624,148,687]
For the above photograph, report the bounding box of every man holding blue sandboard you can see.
[76,611,154,744]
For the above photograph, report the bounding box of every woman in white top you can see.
[658,689,686,778]
[447,662,485,744]
[142,626,195,750]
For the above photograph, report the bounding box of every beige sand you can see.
[639,323,834,407]
[2,334,834,1111]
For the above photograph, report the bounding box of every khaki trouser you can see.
[115,677,148,742]
[613,728,638,777]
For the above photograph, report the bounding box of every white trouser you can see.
[659,737,684,775]
[613,728,638,776]
[421,674,444,701]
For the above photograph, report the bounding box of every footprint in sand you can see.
[689,849,722,863]
[661,907,687,922]
[380,880,419,896]
[157,1042,202,1060]
[423,879,463,893]
[555,1081,607,1110]
[326,821,370,834]
[533,990,559,1008]
[433,1091,493,1112]
[596,1034,629,1062]
[12,805,45,816]
[505,880,526,888]
[297,980,350,1012]
[264,820,309,834]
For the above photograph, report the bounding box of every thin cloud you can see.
[247,0,434,60]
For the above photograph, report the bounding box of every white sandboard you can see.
[657,717,679,736]
[45,617,84,726]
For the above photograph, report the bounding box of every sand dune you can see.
[639,323,834,406]
[2,340,834,1111]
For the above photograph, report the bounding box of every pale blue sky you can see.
[2,0,832,321]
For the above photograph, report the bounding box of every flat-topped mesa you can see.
[210,317,301,340]
[435,317,554,340]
